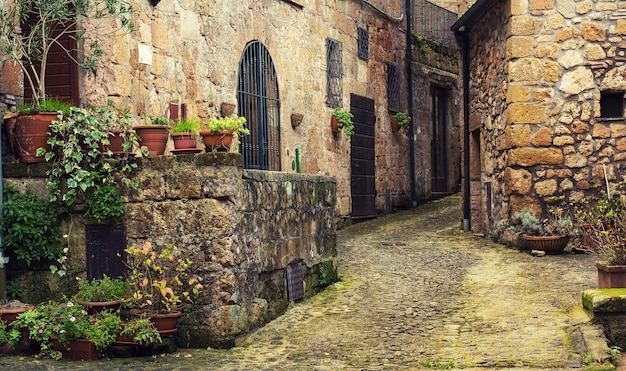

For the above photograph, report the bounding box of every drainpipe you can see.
[454,27,471,232]
[0,112,5,304]
[405,0,417,207]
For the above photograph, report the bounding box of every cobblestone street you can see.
[0,194,612,370]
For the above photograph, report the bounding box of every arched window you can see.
[237,41,281,171]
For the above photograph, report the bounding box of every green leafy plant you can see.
[0,317,22,346]
[18,99,74,115]
[0,0,135,108]
[119,318,162,346]
[85,183,126,224]
[392,112,411,133]
[512,209,572,237]
[206,115,250,136]
[172,118,201,134]
[76,274,130,302]
[151,117,172,126]
[40,104,138,206]
[332,109,354,139]
[0,185,65,266]
[10,296,122,359]
[6,280,24,301]
[124,241,202,314]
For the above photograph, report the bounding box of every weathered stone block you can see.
[509,58,542,81]
[531,127,553,146]
[507,103,548,124]
[504,167,532,195]
[505,125,532,147]
[508,147,563,166]
[510,16,543,36]
[507,37,534,59]
[581,22,606,42]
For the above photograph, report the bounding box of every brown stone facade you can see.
[457,0,626,233]
[3,153,336,348]
[1,0,462,219]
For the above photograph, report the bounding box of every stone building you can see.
[452,0,626,234]
[1,0,461,221]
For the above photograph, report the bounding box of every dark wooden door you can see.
[23,14,79,105]
[431,86,448,192]
[350,94,376,219]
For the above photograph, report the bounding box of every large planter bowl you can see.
[171,132,198,149]
[522,234,570,255]
[14,112,58,163]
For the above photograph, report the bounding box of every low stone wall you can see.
[583,289,626,349]
[2,153,337,348]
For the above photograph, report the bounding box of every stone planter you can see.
[290,113,304,128]
[522,234,570,255]
[220,102,236,117]
[596,262,626,288]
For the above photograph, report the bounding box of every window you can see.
[387,63,401,112]
[357,27,369,60]
[326,38,342,108]
[600,92,624,118]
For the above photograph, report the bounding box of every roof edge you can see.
[451,0,500,32]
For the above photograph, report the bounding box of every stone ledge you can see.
[583,288,626,313]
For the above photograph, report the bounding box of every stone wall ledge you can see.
[583,288,626,349]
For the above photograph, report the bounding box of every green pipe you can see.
[295,148,300,173]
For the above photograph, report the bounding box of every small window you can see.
[357,27,369,60]
[387,63,401,112]
[326,38,343,108]
[600,92,624,118]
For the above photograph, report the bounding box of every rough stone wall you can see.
[78,0,410,218]
[462,0,626,233]
[412,40,461,200]
[464,1,509,232]
[2,153,336,348]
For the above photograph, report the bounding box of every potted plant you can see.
[100,101,137,155]
[0,0,134,163]
[171,118,201,151]
[134,117,172,156]
[391,112,411,133]
[75,274,130,314]
[512,208,573,254]
[10,296,122,360]
[200,115,250,152]
[116,317,162,346]
[123,241,202,335]
[331,109,354,139]
[41,105,138,207]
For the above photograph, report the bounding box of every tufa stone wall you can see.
[2,153,337,348]
[462,0,626,233]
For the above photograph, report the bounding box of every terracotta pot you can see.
[200,130,233,151]
[596,262,626,288]
[52,338,99,360]
[331,116,339,133]
[114,322,139,345]
[75,294,122,315]
[131,310,181,337]
[102,130,133,154]
[220,102,236,117]
[171,132,198,149]
[391,117,400,132]
[14,112,58,163]
[133,125,170,156]
[0,304,35,326]
[291,113,304,128]
[522,234,570,255]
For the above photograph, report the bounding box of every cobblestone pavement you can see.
[0,194,614,370]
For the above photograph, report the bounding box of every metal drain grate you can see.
[286,262,304,301]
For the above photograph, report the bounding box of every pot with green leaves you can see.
[391,112,411,133]
[75,274,130,314]
[0,0,134,163]
[331,109,354,139]
[200,115,250,152]
[134,117,171,156]
[171,118,201,150]
[512,208,573,254]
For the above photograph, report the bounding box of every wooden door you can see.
[431,86,448,192]
[350,94,376,219]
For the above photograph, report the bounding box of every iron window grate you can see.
[600,92,624,118]
[387,63,401,112]
[326,38,343,108]
[286,262,304,301]
[358,27,369,60]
